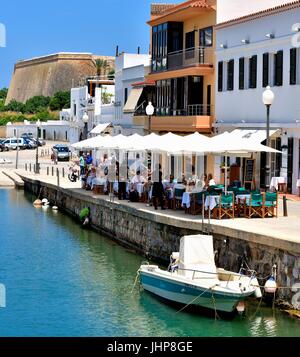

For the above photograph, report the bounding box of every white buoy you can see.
[250,277,262,298]
[264,277,277,294]
[42,198,49,206]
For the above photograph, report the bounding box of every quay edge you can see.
[21,175,300,305]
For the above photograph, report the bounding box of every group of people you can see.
[76,151,218,211]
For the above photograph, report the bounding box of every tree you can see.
[49,91,70,111]
[5,100,25,113]
[108,69,115,80]
[94,59,110,77]
[0,88,8,100]
[24,95,51,114]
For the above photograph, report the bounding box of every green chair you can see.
[245,192,264,218]
[173,187,186,210]
[217,193,235,219]
[263,192,278,218]
[189,192,204,215]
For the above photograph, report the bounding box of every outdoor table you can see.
[181,192,192,209]
[270,177,287,191]
[204,195,220,211]
[136,183,144,197]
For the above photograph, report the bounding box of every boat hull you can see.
[140,270,253,313]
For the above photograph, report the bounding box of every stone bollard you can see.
[52,166,54,176]
[33,164,36,173]
[62,168,65,178]
[29,163,32,172]
[283,195,288,217]
[56,168,60,187]
[25,163,27,171]
[47,167,49,176]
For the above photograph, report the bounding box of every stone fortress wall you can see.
[6,52,115,104]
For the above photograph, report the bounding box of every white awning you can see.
[90,123,111,135]
[123,87,143,113]
[229,129,279,143]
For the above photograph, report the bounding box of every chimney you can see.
[137,46,140,54]
[116,45,119,57]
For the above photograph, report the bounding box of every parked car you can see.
[21,133,34,140]
[2,138,27,150]
[23,138,37,149]
[0,140,9,152]
[53,144,71,161]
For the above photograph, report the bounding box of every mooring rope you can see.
[175,284,218,315]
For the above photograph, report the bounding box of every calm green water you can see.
[0,189,299,337]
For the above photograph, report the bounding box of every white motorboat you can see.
[139,235,260,314]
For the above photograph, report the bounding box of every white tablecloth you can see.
[182,192,192,209]
[136,183,144,197]
[270,177,287,191]
[113,181,130,193]
[204,195,220,211]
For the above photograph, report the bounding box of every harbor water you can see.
[0,189,299,337]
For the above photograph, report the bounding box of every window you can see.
[151,23,169,72]
[73,104,77,116]
[262,53,269,87]
[290,48,297,85]
[185,31,195,59]
[249,55,257,89]
[124,88,128,105]
[239,58,245,90]
[218,61,223,92]
[227,59,234,91]
[274,50,283,86]
[199,27,213,47]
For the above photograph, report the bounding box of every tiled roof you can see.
[151,4,177,16]
[150,0,211,20]
[216,0,300,29]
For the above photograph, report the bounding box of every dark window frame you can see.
[199,26,213,47]
[239,57,245,90]
[262,53,269,88]
[290,48,297,85]
[227,59,234,91]
[274,50,283,86]
[249,55,257,89]
[218,61,223,92]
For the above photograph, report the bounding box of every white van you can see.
[3,138,27,150]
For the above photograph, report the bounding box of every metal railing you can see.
[152,104,213,117]
[152,47,213,72]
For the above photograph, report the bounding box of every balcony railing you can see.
[134,104,212,117]
[151,47,213,72]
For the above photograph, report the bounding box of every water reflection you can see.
[0,189,299,337]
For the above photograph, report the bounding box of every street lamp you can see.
[146,102,155,133]
[35,119,41,174]
[82,112,89,140]
[262,86,275,190]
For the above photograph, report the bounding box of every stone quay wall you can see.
[23,177,300,304]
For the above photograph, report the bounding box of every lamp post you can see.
[262,86,275,190]
[82,112,89,140]
[146,102,155,134]
[35,119,41,174]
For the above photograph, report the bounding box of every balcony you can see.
[134,104,214,133]
[149,47,214,80]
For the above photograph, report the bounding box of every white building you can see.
[6,120,70,142]
[61,79,115,144]
[215,0,300,193]
[112,53,151,135]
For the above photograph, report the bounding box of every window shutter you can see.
[218,61,223,92]
[262,53,269,87]
[249,55,257,89]
[227,59,234,91]
[239,57,245,90]
[275,50,283,86]
[290,48,297,85]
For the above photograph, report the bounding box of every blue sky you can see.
[0,0,178,88]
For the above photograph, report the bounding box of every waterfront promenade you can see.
[9,168,300,253]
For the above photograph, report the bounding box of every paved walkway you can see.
[12,169,300,249]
